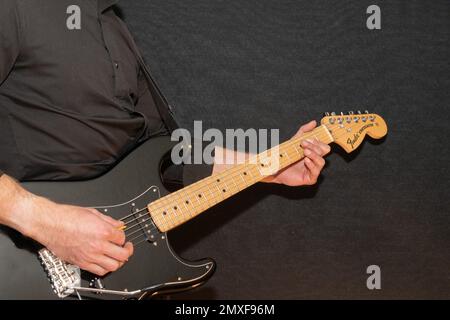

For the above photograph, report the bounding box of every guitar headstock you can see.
[321,111,387,153]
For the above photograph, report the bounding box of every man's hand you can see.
[0,175,133,276]
[29,197,134,276]
[264,120,331,186]
[212,120,330,187]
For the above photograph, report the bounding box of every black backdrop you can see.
[117,0,450,299]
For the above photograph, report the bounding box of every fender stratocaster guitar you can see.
[0,111,387,299]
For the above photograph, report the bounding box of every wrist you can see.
[261,175,278,184]
[0,175,56,244]
[8,191,52,242]
[7,190,35,236]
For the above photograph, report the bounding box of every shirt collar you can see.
[98,0,119,12]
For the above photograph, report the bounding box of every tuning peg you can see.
[357,110,362,114]
[345,114,352,123]
[348,111,354,115]
[340,112,344,116]
[324,112,330,116]
[364,110,369,114]
[331,112,336,116]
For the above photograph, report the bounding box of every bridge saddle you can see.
[38,248,81,298]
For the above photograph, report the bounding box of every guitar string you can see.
[122,118,373,245]
[116,117,373,243]
[121,124,329,233]
[136,117,374,233]
[118,128,319,227]
[119,117,375,246]
[119,207,148,222]
[126,125,371,247]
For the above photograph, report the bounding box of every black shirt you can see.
[0,0,205,182]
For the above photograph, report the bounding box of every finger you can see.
[103,242,133,262]
[84,263,109,277]
[302,140,326,157]
[304,150,325,176]
[93,254,121,273]
[295,120,317,137]
[304,157,320,183]
[304,147,326,168]
[108,229,126,246]
[316,141,331,155]
[309,139,331,155]
[124,242,134,257]
[89,209,124,228]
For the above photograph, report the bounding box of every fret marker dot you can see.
[163,211,167,215]
[223,189,226,192]
[174,206,177,210]
[186,200,189,204]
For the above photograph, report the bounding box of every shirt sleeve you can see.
[0,0,21,85]
[0,1,21,178]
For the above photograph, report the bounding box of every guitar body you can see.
[0,112,387,299]
[0,136,215,299]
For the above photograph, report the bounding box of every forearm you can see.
[0,174,39,237]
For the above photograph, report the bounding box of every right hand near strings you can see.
[0,175,133,276]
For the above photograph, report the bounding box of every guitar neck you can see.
[148,125,334,232]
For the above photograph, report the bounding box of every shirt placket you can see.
[98,12,135,112]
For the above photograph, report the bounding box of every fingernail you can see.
[304,149,311,156]
[306,139,314,143]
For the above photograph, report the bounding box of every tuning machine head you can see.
[320,111,388,154]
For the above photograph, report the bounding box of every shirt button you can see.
[114,62,119,69]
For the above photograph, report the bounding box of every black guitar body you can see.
[0,136,215,299]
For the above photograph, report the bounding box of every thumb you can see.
[295,120,317,137]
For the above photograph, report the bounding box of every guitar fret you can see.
[247,166,255,181]
[156,198,171,229]
[232,175,240,191]
[204,186,214,207]
[197,190,207,211]
[285,151,291,162]
[182,197,192,219]
[175,192,188,223]
[208,184,218,206]
[215,184,224,201]
[194,190,202,211]
[150,125,336,232]
[239,172,247,186]
[223,180,230,196]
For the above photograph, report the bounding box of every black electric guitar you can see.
[0,112,387,299]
